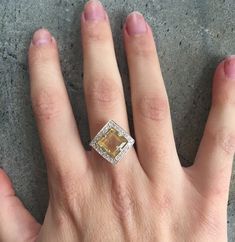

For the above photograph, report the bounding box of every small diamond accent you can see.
[89,120,135,165]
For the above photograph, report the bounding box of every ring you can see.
[90,120,135,165]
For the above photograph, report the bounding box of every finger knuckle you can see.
[150,184,175,216]
[29,45,58,66]
[157,192,174,215]
[32,89,63,121]
[111,180,135,219]
[52,206,82,235]
[195,205,225,238]
[60,180,82,211]
[52,169,87,213]
[208,179,229,198]
[213,90,235,106]
[208,128,235,155]
[131,38,156,58]
[86,77,123,106]
[147,142,169,161]
[84,24,111,44]
[137,95,170,122]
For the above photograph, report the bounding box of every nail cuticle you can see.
[224,56,235,79]
[125,11,147,36]
[32,29,52,46]
[84,0,106,21]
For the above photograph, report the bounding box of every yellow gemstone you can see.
[97,128,128,158]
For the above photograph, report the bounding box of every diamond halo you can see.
[89,120,135,165]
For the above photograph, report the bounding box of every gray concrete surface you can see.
[0,0,234,240]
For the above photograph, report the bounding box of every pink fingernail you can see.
[126,11,147,36]
[224,56,235,79]
[32,29,52,46]
[84,0,106,21]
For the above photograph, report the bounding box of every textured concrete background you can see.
[0,0,234,240]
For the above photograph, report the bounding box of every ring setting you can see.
[90,120,135,165]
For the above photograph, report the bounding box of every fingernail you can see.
[126,11,147,36]
[224,56,235,79]
[84,0,106,21]
[32,29,52,46]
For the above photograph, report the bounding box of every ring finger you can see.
[124,12,180,179]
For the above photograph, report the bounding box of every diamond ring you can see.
[89,120,135,165]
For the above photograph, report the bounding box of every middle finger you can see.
[81,1,135,168]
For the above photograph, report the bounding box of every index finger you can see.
[28,29,88,183]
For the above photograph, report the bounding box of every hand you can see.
[0,1,234,241]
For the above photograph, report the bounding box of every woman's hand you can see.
[0,0,235,241]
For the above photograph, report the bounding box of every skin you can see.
[0,0,235,241]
